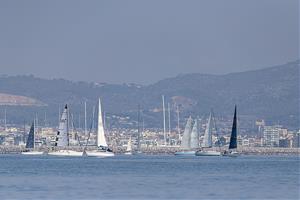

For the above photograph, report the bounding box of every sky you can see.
[0,0,298,84]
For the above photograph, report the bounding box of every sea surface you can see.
[0,154,299,200]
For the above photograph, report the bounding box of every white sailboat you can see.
[86,98,115,158]
[124,136,133,155]
[195,111,221,156]
[21,121,44,155]
[175,117,196,156]
[48,104,83,157]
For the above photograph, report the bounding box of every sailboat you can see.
[21,121,44,155]
[124,136,133,155]
[195,111,221,156]
[223,106,239,157]
[86,98,115,157]
[174,117,196,156]
[48,104,83,157]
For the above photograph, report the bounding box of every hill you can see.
[0,60,299,129]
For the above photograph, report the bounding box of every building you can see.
[263,126,280,147]
[292,130,300,148]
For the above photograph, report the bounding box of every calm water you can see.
[0,154,299,199]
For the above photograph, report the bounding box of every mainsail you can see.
[203,112,213,148]
[181,117,193,149]
[97,98,108,147]
[55,104,69,147]
[229,106,237,149]
[190,119,199,149]
[25,122,35,148]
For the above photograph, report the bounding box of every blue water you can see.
[0,155,299,199]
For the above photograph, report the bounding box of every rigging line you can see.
[84,106,96,150]
[211,109,222,152]
[69,113,82,146]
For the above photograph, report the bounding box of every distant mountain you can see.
[0,60,299,129]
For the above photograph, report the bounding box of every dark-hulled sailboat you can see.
[223,105,239,156]
[21,121,44,155]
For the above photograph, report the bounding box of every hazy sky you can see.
[0,0,298,84]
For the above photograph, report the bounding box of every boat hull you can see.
[195,150,221,156]
[124,152,132,155]
[174,151,196,156]
[21,151,44,155]
[48,150,83,157]
[222,151,239,157]
[86,150,115,158]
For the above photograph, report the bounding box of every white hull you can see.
[223,151,239,157]
[124,152,132,155]
[48,150,83,157]
[21,151,44,155]
[195,150,221,156]
[174,151,196,156]
[86,150,115,158]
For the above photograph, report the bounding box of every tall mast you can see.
[176,105,180,141]
[92,106,95,134]
[84,101,87,136]
[78,113,81,130]
[168,103,171,146]
[4,108,7,131]
[44,111,47,127]
[67,105,70,146]
[58,105,61,128]
[35,113,38,136]
[33,118,36,149]
[137,104,141,151]
[103,111,106,130]
[162,95,166,146]
[23,120,26,144]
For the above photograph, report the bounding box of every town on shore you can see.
[0,118,299,155]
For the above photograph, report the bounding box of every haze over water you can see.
[0,155,299,199]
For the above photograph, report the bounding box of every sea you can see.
[0,154,299,200]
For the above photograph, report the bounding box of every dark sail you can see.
[25,122,35,148]
[229,106,237,149]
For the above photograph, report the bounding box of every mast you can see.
[84,101,87,136]
[137,105,141,151]
[78,113,81,130]
[4,108,7,131]
[229,105,237,149]
[35,113,38,139]
[168,103,171,146]
[58,105,61,128]
[33,119,36,148]
[176,105,180,142]
[162,95,166,146]
[92,106,95,135]
[23,120,26,144]
[67,105,70,146]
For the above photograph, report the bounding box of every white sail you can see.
[203,112,213,148]
[97,98,108,147]
[190,119,199,149]
[126,136,132,152]
[55,105,69,147]
[181,116,193,149]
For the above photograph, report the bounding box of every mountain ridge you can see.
[0,60,299,129]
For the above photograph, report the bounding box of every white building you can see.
[263,126,280,147]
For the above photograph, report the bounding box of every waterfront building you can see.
[263,126,280,147]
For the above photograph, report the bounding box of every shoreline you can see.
[0,146,299,156]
